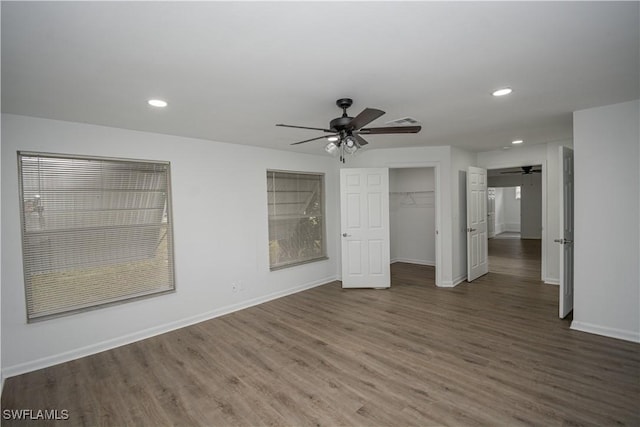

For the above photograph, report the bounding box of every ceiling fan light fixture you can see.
[343,135,359,154]
[344,144,358,155]
[325,141,338,155]
[492,87,513,97]
[327,136,339,142]
[512,139,524,144]
[343,135,356,148]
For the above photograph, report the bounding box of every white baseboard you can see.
[571,321,640,343]
[439,274,466,288]
[2,275,337,379]
[544,278,559,285]
[391,258,435,266]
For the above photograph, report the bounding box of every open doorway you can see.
[487,166,543,280]
[489,186,521,239]
[389,167,436,285]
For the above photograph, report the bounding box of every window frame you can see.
[266,169,328,271]
[17,151,177,322]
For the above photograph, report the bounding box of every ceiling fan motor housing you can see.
[331,98,354,131]
[330,116,354,132]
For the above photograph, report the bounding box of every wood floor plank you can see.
[2,239,639,426]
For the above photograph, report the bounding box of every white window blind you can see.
[18,152,176,321]
[267,170,326,270]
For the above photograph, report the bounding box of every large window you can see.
[267,170,326,270]
[18,152,176,321]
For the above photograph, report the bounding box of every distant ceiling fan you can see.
[500,166,542,175]
[276,98,421,163]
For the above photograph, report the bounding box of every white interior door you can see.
[340,168,390,288]
[558,146,574,318]
[467,166,489,282]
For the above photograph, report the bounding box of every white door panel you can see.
[467,166,489,282]
[558,147,574,318]
[341,168,391,288]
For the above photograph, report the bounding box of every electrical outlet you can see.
[232,283,237,293]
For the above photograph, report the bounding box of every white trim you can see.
[437,281,457,288]
[391,258,435,266]
[453,274,467,286]
[439,274,466,288]
[571,321,640,343]
[2,275,337,379]
[544,278,559,285]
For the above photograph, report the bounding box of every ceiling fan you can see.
[276,98,421,163]
[500,166,542,175]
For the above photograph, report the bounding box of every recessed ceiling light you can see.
[492,87,513,97]
[148,99,168,108]
[512,139,524,145]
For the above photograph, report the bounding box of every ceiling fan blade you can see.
[348,108,385,130]
[359,125,421,135]
[290,135,338,145]
[354,134,370,147]
[500,171,523,174]
[276,124,333,133]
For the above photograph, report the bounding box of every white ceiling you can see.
[2,2,638,154]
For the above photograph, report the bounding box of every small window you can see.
[267,170,326,270]
[18,152,176,321]
[515,186,521,200]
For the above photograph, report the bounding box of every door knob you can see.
[342,233,351,237]
[467,228,476,232]
[554,238,573,244]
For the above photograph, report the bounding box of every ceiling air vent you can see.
[386,117,420,125]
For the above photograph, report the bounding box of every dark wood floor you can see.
[488,236,541,280]
[2,246,639,426]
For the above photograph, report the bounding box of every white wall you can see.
[1,114,340,377]
[520,173,542,238]
[488,174,522,188]
[0,114,3,395]
[502,187,521,232]
[1,10,4,394]
[389,168,435,265]
[477,140,571,284]
[489,173,541,238]
[572,99,640,343]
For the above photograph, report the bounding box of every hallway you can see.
[488,236,541,281]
